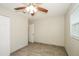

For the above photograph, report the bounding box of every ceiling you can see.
[0,3,71,17]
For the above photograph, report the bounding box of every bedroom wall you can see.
[65,4,79,56]
[0,6,28,53]
[10,13,28,53]
[0,16,10,56]
[29,16,65,46]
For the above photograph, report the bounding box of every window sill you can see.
[71,34,79,41]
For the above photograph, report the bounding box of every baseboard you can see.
[34,41,64,48]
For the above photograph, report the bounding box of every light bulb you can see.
[30,10,34,13]
[26,5,37,14]
[33,7,37,12]
[26,7,30,12]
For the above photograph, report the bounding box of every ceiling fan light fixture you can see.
[26,5,37,14]
[33,7,37,13]
[14,3,48,16]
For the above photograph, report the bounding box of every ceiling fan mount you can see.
[14,3,48,16]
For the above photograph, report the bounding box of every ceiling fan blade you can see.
[14,7,26,10]
[37,6,48,13]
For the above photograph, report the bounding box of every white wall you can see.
[0,6,28,53]
[30,16,65,46]
[10,13,28,53]
[0,16,10,56]
[65,4,79,56]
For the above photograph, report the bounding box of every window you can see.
[72,23,79,37]
[70,6,79,40]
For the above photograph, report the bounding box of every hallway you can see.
[11,43,67,56]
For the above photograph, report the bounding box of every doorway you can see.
[28,24,35,43]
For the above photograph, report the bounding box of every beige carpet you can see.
[11,42,67,56]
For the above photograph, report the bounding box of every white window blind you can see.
[70,6,79,40]
[72,23,79,37]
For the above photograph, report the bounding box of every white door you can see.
[29,24,34,43]
[0,16,10,56]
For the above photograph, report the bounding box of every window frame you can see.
[70,5,79,40]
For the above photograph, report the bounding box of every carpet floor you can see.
[11,42,67,56]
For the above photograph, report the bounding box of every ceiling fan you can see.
[14,3,48,16]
